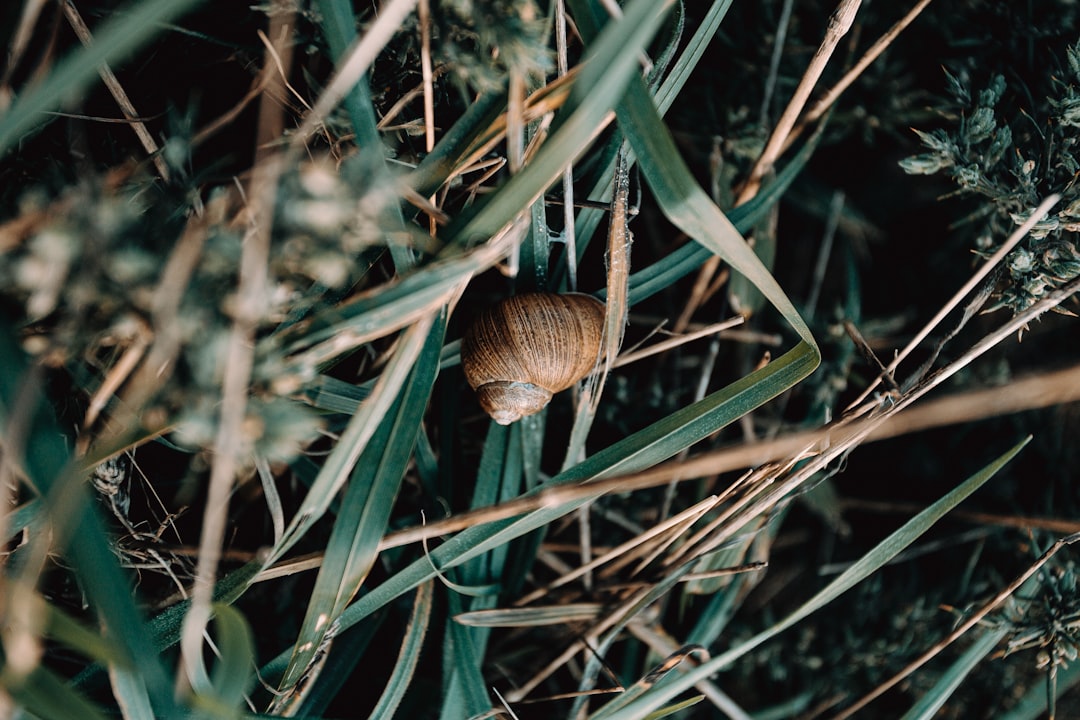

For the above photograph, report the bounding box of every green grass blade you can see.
[653,0,734,115]
[4,666,112,720]
[108,663,155,720]
[268,311,438,565]
[644,696,705,719]
[439,421,525,718]
[204,603,256,714]
[315,0,414,273]
[43,601,128,668]
[441,591,493,719]
[613,74,813,347]
[899,626,1009,720]
[294,609,385,718]
[567,0,819,353]
[0,327,175,716]
[0,0,207,156]
[587,436,1032,719]
[261,230,511,373]
[315,0,383,155]
[621,130,823,306]
[453,603,603,627]
[366,582,434,720]
[298,375,370,413]
[4,499,42,540]
[275,307,447,698]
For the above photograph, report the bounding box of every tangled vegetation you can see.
[0,1,1078,718]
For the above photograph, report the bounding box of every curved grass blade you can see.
[109,663,154,720]
[567,0,818,355]
[203,603,256,715]
[0,0,207,156]
[618,66,815,349]
[441,590,493,719]
[587,436,1032,719]
[622,131,822,306]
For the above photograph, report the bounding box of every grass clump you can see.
[0,1,1078,719]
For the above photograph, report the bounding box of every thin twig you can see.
[739,0,861,202]
[677,0,861,330]
[846,194,1061,410]
[786,0,938,152]
[63,0,169,180]
[418,0,437,236]
[829,531,1080,720]
[178,12,290,692]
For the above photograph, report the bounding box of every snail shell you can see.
[461,292,605,425]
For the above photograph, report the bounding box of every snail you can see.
[461,292,605,425]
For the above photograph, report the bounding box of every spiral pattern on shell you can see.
[461,292,605,424]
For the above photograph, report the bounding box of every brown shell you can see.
[461,293,605,424]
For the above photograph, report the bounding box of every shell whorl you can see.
[461,293,605,424]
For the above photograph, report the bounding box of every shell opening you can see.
[476,381,552,425]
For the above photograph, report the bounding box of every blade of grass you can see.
[567,0,820,354]
[315,0,383,155]
[899,625,1009,720]
[440,419,526,717]
[621,129,823,306]
[272,307,446,703]
[2,665,112,720]
[442,590,493,718]
[561,0,734,274]
[315,0,414,273]
[587,436,1032,719]
[266,303,445,567]
[365,582,434,720]
[261,221,520,373]
[205,603,256,714]
[109,663,154,720]
[293,609,386,718]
